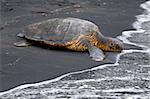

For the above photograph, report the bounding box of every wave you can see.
[0,1,150,98]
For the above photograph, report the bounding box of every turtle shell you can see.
[24,17,99,46]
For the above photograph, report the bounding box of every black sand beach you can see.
[0,0,145,92]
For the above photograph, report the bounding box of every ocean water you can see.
[0,1,150,99]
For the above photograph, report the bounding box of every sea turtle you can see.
[14,17,123,61]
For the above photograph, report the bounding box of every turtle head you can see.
[106,37,124,52]
[93,31,124,52]
[96,36,124,52]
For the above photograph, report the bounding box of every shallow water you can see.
[0,1,150,99]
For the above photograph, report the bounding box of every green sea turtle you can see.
[14,17,123,61]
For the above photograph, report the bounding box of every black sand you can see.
[0,0,145,92]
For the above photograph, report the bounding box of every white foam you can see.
[0,0,150,97]
[117,30,148,49]
[71,95,120,99]
[102,88,147,93]
[63,76,136,83]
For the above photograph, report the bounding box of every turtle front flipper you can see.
[14,40,31,47]
[74,35,105,61]
[88,45,105,61]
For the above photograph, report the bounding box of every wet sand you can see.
[0,0,145,92]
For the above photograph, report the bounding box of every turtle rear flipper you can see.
[14,40,31,47]
[17,32,25,38]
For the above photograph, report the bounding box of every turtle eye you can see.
[115,45,119,49]
[115,45,120,50]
